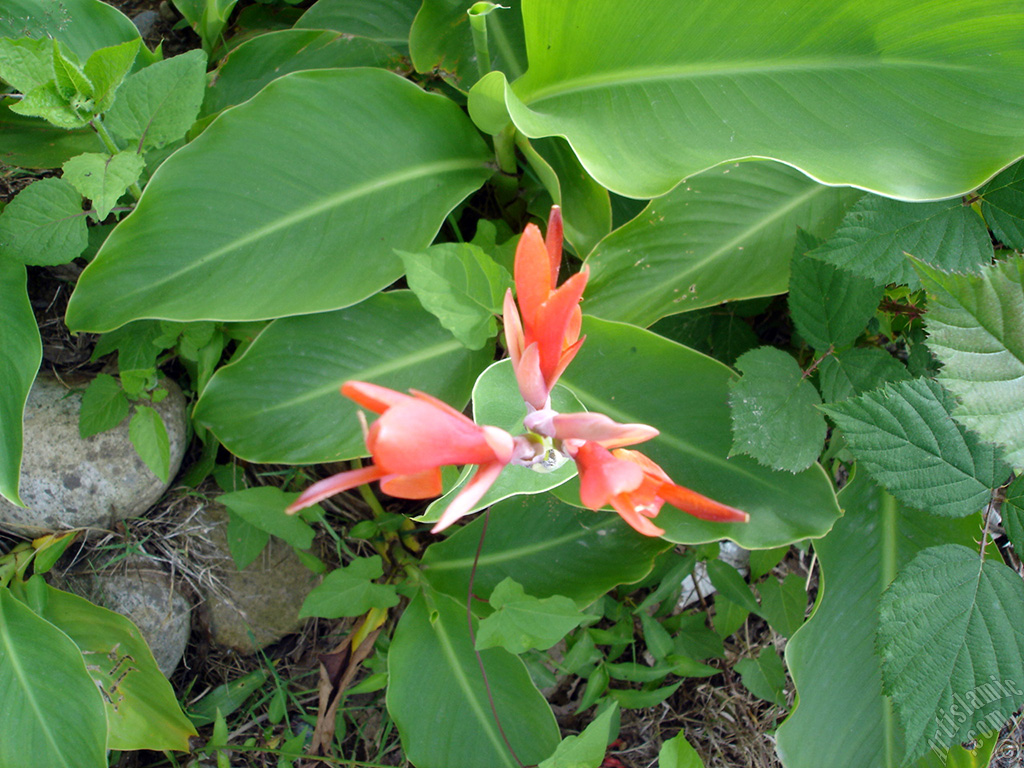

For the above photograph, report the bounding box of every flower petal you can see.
[430,460,506,533]
[286,464,388,512]
[552,412,659,448]
[380,467,443,499]
[370,400,502,474]
[532,267,589,385]
[609,495,666,536]
[502,288,525,367]
[513,342,550,411]
[574,441,645,510]
[544,205,563,287]
[657,483,750,523]
[341,381,411,413]
[514,222,551,323]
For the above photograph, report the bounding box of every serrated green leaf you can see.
[10,79,88,128]
[129,404,170,483]
[729,346,827,472]
[658,730,705,768]
[979,159,1024,250]
[878,543,1024,761]
[0,260,41,506]
[62,151,144,219]
[475,577,585,654]
[823,378,1008,517]
[0,176,88,265]
[789,232,883,351]
[811,196,993,288]
[916,256,1024,470]
[735,648,787,706]
[82,38,139,113]
[78,372,129,438]
[397,242,512,350]
[218,486,315,550]
[51,40,92,101]
[1002,475,1024,558]
[817,347,911,403]
[105,50,206,151]
[299,556,398,618]
[538,704,616,768]
[0,37,54,93]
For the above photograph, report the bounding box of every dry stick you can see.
[466,508,529,768]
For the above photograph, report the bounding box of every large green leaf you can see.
[39,584,197,752]
[0,0,139,62]
[295,0,419,51]
[775,473,983,768]
[878,544,1024,762]
[0,260,41,506]
[421,495,669,605]
[0,103,98,169]
[0,589,107,768]
[468,0,1024,200]
[202,29,403,116]
[583,161,860,326]
[65,68,492,332]
[194,292,491,463]
[557,317,841,548]
[387,588,560,768]
[823,378,1009,517]
[916,257,1024,470]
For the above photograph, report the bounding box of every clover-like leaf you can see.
[878,544,1024,761]
[916,256,1024,470]
[823,378,1008,517]
[729,346,827,472]
[475,577,586,655]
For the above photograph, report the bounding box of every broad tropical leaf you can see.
[65,68,492,331]
[468,0,1024,200]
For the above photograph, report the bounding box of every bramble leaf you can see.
[729,346,827,472]
[789,230,883,351]
[979,158,1024,249]
[1001,475,1024,558]
[878,544,1024,761]
[823,378,1008,517]
[810,196,992,288]
[78,373,129,438]
[916,257,1024,470]
[817,347,911,403]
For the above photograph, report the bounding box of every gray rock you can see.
[131,9,160,37]
[65,557,192,677]
[196,502,321,654]
[0,373,188,537]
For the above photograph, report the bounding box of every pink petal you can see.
[552,412,659,448]
[286,464,388,512]
[513,342,550,411]
[430,460,506,533]
[502,289,525,367]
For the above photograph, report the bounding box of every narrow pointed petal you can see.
[430,460,506,533]
[657,483,749,523]
[611,449,673,483]
[341,381,411,414]
[380,467,443,499]
[565,304,582,347]
[609,497,666,537]
[502,289,525,367]
[408,388,475,421]
[286,464,388,512]
[533,268,589,383]
[513,342,550,411]
[544,205,563,287]
[552,412,659,447]
[575,441,645,510]
[370,400,501,473]
[549,336,586,390]
[514,223,551,322]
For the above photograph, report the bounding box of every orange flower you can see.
[570,441,749,537]
[503,206,589,410]
[287,381,514,532]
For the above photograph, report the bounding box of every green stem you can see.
[468,3,495,80]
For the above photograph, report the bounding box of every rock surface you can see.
[64,557,192,677]
[0,373,188,537]
[197,501,321,654]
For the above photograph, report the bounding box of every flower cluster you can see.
[288,207,748,536]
